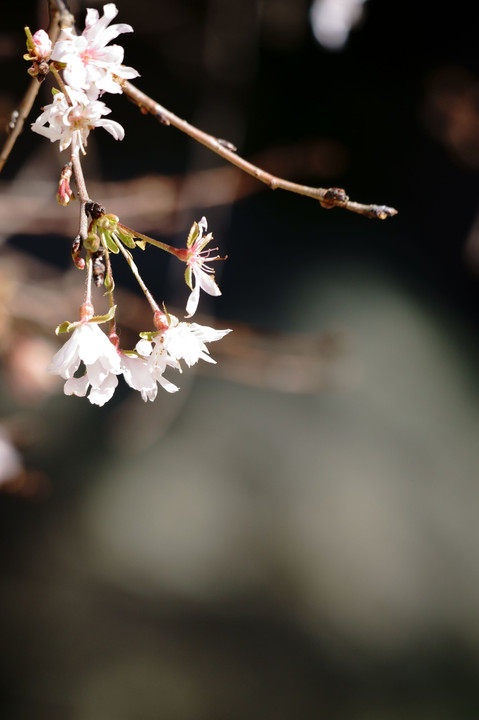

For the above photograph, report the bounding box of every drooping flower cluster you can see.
[31,3,138,155]
[26,6,231,407]
[48,296,231,407]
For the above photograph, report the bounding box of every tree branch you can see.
[122,80,397,220]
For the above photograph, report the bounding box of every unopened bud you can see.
[24,28,52,80]
[31,29,52,60]
[57,163,74,206]
[84,233,101,253]
[71,235,85,270]
[153,310,169,331]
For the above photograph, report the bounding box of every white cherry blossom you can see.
[136,337,180,395]
[163,319,232,367]
[64,370,119,407]
[31,87,124,154]
[47,322,122,406]
[139,312,231,374]
[184,217,222,318]
[51,3,139,98]
[119,352,161,402]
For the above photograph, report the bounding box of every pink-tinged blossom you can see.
[31,87,124,154]
[182,217,223,318]
[47,323,122,406]
[51,3,139,98]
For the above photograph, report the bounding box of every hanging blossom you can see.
[51,3,139,99]
[137,312,232,376]
[119,350,179,402]
[47,306,231,406]
[31,86,124,154]
[179,217,223,318]
[47,321,122,407]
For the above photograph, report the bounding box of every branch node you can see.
[217,138,237,152]
[366,204,399,220]
[319,187,349,209]
[155,110,170,126]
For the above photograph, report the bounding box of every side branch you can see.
[122,81,397,220]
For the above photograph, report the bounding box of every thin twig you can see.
[71,153,90,242]
[0,0,74,174]
[122,81,398,220]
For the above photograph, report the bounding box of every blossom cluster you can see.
[48,306,231,407]
[31,3,139,155]
[26,5,231,406]
[47,214,231,406]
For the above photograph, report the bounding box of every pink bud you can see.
[153,311,169,331]
[32,29,52,60]
[56,164,74,206]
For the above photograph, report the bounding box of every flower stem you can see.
[118,223,185,260]
[50,64,74,104]
[115,237,161,314]
[84,252,93,307]
[71,152,91,244]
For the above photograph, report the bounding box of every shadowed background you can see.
[1,0,479,717]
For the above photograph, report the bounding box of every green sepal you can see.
[116,228,136,249]
[138,330,159,341]
[102,231,119,254]
[184,265,193,290]
[103,272,115,294]
[90,305,117,325]
[24,27,34,50]
[135,239,146,251]
[187,221,200,248]
[55,320,79,335]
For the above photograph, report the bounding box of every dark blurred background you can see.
[1,0,479,718]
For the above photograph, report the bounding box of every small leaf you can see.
[135,240,146,251]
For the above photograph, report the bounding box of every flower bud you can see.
[56,163,74,206]
[84,233,101,253]
[31,29,52,60]
[153,310,169,331]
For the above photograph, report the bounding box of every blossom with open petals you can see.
[135,338,180,395]
[51,3,139,98]
[119,352,162,402]
[31,87,124,154]
[139,312,231,374]
[163,318,232,367]
[47,322,121,406]
[183,217,222,317]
